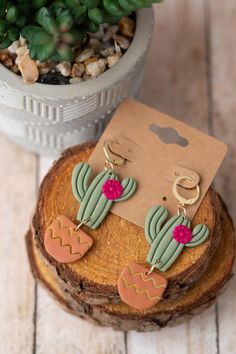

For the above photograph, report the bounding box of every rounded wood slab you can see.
[32,142,223,304]
[27,204,235,331]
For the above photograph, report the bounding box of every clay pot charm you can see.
[44,216,93,263]
[145,205,209,272]
[44,139,137,264]
[44,140,137,265]
[118,262,167,310]
[118,175,209,310]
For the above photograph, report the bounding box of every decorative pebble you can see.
[102,23,110,30]
[114,42,122,56]
[19,35,26,46]
[7,40,20,54]
[102,25,119,42]
[69,77,83,84]
[82,74,93,81]
[36,60,52,75]
[11,64,20,74]
[0,16,135,84]
[85,58,107,77]
[88,38,102,53]
[56,61,72,77]
[75,48,94,63]
[18,53,39,84]
[107,54,121,68]
[0,51,13,68]
[16,45,28,57]
[84,57,97,69]
[39,72,70,85]
[119,17,135,38]
[38,66,51,75]
[89,26,105,40]
[72,63,85,77]
[113,35,130,50]
[100,46,115,58]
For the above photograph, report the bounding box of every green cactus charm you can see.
[44,160,136,264]
[145,205,209,272]
[72,162,137,229]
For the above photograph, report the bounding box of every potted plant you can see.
[0,0,159,155]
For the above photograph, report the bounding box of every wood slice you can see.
[27,204,235,331]
[32,142,223,304]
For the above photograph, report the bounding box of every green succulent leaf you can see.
[0,0,7,17]
[21,26,45,42]
[16,17,27,28]
[62,0,80,9]
[29,41,56,61]
[118,0,134,11]
[72,5,87,23]
[8,28,20,41]
[0,0,161,62]
[0,20,7,34]
[61,30,83,45]
[57,43,73,61]
[36,7,58,34]
[0,35,12,49]
[88,8,103,25]
[57,9,73,32]
[84,18,99,33]
[103,0,128,17]
[6,6,19,24]
[81,0,99,9]
[32,0,49,9]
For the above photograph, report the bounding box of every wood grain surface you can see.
[0,0,235,353]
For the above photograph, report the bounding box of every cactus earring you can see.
[44,140,137,264]
[118,175,209,310]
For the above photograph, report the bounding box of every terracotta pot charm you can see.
[44,140,137,263]
[118,175,209,310]
[44,216,93,263]
[118,262,167,310]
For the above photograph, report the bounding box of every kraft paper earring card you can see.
[88,99,227,227]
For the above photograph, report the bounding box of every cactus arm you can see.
[77,170,118,229]
[144,206,168,245]
[72,162,92,203]
[78,169,110,224]
[185,224,209,247]
[147,214,185,265]
[150,218,190,271]
[114,178,137,202]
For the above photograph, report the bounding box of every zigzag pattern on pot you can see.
[125,264,167,289]
[119,277,162,301]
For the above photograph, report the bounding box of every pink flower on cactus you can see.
[102,179,123,200]
[173,225,192,244]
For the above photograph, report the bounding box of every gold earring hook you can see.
[103,140,125,171]
[173,175,200,216]
[74,217,90,232]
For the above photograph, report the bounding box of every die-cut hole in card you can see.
[88,99,227,228]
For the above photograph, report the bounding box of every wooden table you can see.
[0,1,235,353]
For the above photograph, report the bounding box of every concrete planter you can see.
[0,8,154,155]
